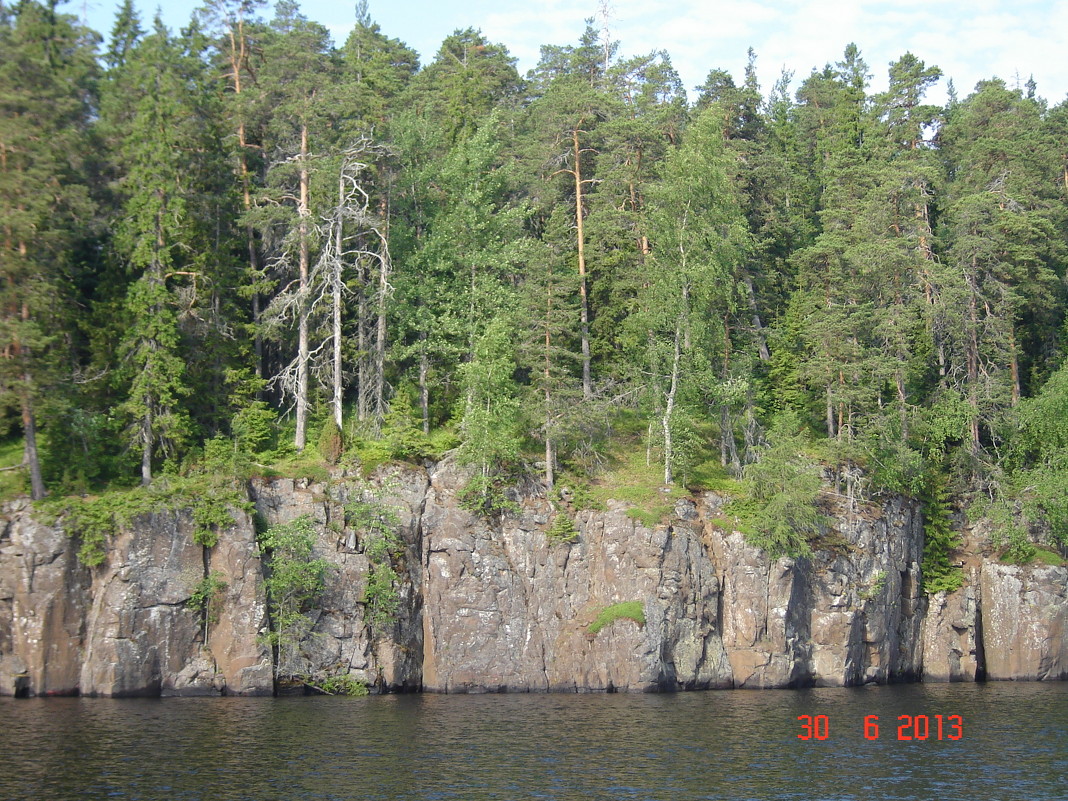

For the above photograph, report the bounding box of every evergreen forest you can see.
[3,0,1068,575]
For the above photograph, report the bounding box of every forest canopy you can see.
[2,0,1066,560]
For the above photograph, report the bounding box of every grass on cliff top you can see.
[587,601,646,636]
[1007,546,1067,567]
[0,435,27,501]
[580,432,746,526]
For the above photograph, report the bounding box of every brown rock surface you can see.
[980,561,1068,681]
[0,499,89,696]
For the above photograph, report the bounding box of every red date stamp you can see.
[797,714,963,741]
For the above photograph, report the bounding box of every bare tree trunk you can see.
[743,277,770,361]
[966,264,981,453]
[662,323,681,485]
[357,261,369,423]
[419,338,430,435]
[331,168,344,430]
[21,393,44,499]
[896,369,909,439]
[141,409,152,487]
[295,124,310,451]
[373,240,388,430]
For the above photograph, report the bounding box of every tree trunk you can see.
[419,337,430,435]
[544,263,554,490]
[332,168,344,430]
[230,18,263,391]
[743,277,771,361]
[662,323,681,485]
[295,123,310,451]
[20,392,45,499]
[141,409,152,487]
[826,383,836,439]
[373,239,388,431]
[357,258,369,423]
[966,263,981,453]
[572,128,592,399]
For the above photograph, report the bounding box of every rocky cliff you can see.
[1,460,1065,696]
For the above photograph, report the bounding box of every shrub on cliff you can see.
[742,413,824,558]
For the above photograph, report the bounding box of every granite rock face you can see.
[0,502,271,697]
[980,562,1068,681]
[420,464,730,692]
[420,464,926,691]
[248,468,426,691]
[0,500,89,696]
[1,461,1066,696]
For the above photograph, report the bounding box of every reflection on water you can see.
[1,683,1065,800]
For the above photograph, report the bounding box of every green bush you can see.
[314,673,369,696]
[382,391,432,461]
[257,516,333,678]
[546,512,579,544]
[318,418,345,464]
[344,483,403,631]
[188,571,227,641]
[364,562,400,630]
[231,400,276,456]
[742,413,824,558]
[458,473,518,519]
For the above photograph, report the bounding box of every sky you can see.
[75,0,1068,106]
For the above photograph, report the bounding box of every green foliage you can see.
[344,482,403,631]
[558,476,604,512]
[546,511,579,544]
[257,516,333,678]
[625,505,674,528]
[363,561,400,630]
[920,471,965,594]
[232,402,277,457]
[36,476,251,566]
[587,601,646,636]
[742,414,824,558]
[457,317,522,473]
[188,570,227,641]
[318,418,344,464]
[381,391,432,461]
[458,474,519,519]
[313,673,370,697]
[858,570,887,601]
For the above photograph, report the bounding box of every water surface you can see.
[2,683,1064,800]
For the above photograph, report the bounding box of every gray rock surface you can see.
[0,500,89,696]
[980,561,1068,681]
[0,461,1065,695]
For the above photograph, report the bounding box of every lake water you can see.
[1,683,1065,801]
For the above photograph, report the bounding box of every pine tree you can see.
[254,2,336,449]
[0,1,97,498]
[105,18,229,483]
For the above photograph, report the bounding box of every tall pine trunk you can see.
[295,123,310,451]
[572,129,592,399]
